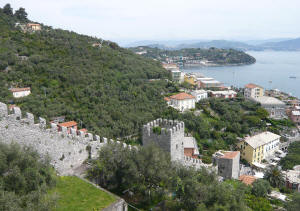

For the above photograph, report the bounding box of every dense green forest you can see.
[129,46,256,66]
[0,5,170,138]
[0,142,56,211]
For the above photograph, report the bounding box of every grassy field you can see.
[49,176,117,211]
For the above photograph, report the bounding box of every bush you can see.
[251,179,271,197]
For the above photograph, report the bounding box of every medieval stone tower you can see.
[142,118,185,161]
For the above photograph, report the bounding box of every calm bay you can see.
[183,51,300,98]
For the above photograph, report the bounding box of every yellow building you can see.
[184,74,197,86]
[237,132,281,164]
[244,83,264,99]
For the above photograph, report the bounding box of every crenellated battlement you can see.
[0,102,135,175]
[182,156,215,170]
[142,118,185,161]
[143,118,185,138]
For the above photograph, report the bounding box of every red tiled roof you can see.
[222,151,239,159]
[239,175,256,185]
[164,97,171,101]
[58,121,77,128]
[245,83,261,89]
[79,128,87,133]
[10,87,31,92]
[170,93,195,100]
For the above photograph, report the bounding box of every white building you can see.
[209,90,237,99]
[10,87,31,98]
[169,92,195,112]
[261,132,281,159]
[171,69,185,83]
[191,90,208,102]
[244,83,264,99]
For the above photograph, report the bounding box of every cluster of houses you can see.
[287,101,300,127]
[212,131,300,193]
[163,63,224,89]
[163,66,299,126]
[244,83,300,127]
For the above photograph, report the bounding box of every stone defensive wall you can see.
[0,102,134,175]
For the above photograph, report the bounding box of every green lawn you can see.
[49,176,117,211]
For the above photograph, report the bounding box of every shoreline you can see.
[180,62,256,69]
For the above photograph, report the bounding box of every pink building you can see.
[291,111,300,125]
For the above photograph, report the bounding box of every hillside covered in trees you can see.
[0,5,170,138]
[129,46,256,67]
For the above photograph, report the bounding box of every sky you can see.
[2,0,300,44]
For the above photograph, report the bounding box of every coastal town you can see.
[160,62,300,196]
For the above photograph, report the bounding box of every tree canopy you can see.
[0,142,56,211]
[87,143,249,210]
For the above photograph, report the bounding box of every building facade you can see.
[190,90,208,102]
[237,132,281,164]
[27,23,41,31]
[213,150,240,179]
[286,169,300,192]
[171,69,184,83]
[10,87,31,98]
[199,80,222,89]
[253,96,286,119]
[244,83,264,99]
[169,93,195,112]
[290,110,300,126]
[58,121,78,134]
[209,90,237,99]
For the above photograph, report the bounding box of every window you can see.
[176,144,178,150]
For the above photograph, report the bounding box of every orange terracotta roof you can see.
[170,93,195,100]
[222,151,239,159]
[239,175,256,185]
[245,83,262,89]
[79,128,87,133]
[58,121,77,128]
[164,97,171,101]
[10,87,31,92]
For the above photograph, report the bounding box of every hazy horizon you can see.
[3,0,300,44]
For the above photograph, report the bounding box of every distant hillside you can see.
[126,38,300,51]
[0,6,170,138]
[176,40,253,51]
[259,38,300,50]
[129,46,256,66]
